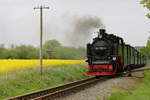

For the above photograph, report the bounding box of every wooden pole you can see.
[40,7,43,75]
[34,6,49,75]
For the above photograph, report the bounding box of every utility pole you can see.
[34,6,49,75]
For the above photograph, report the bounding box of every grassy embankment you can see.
[0,63,89,99]
[107,71,150,100]
[106,61,150,100]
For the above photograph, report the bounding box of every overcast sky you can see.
[0,0,149,47]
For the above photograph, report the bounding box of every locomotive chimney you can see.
[99,29,105,34]
[98,29,106,38]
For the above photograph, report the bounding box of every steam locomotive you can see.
[86,29,147,76]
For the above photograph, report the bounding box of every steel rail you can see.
[131,67,150,72]
[7,77,104,100]
[32,77,105,100]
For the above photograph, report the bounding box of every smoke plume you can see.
[45,15,104,47]
[63,15,104,47]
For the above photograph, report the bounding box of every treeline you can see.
[140,37,150,59]
[0,40,86,59]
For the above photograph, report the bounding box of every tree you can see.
[52,46,86,59]
[0,40,86,59]
[0,45,9,59]
[141,0,150,18]
[140,36,150,59]
[43,39,61,51]
[146,36,150,47]
[43,39,61,58]
[140,47,150,58]
[13,45,39,59]
[140,0,150,59]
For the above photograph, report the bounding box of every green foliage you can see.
[0,39,86,59]
[43,39,61,58]
[42,39,85,59]
[53,46,86,59]
[140,0,150,18]
[14,45,39,59]
[0,45,9,59]
[146,36,150,47]
[140,47,150,58]
[5,45,40,59]
[0,64,89,99]
[43,39,61,56]
[140,36,150,59]
[43,39,61,50]
[107,71,150,100]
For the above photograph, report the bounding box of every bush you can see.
[0,40,86,59]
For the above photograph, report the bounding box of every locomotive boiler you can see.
[86,29,146,76]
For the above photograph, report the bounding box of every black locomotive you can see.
[86,29,147,76]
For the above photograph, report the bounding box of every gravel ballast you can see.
[55,73,142,100]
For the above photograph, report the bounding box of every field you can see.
[0,59,85,73]
[0,60,88,99]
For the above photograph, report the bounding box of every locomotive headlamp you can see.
[112,57,117,61]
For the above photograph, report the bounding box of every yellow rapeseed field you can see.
[0,59,85,73]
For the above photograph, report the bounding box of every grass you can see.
[0,63,89,99]
[107,71,150,100]
[97,61,150,100]
[106,60,150,100]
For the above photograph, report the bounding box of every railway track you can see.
[7,77,107,100]
[7,67,148,100]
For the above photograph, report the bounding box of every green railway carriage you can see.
[117,42,146,70]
